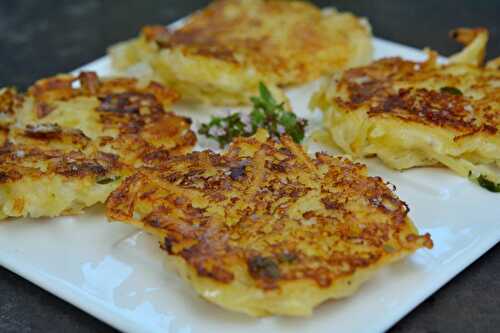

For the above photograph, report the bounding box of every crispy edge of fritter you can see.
[110,32,290,106]
[21,71,181,128]
[27,71,179,109]
[0,88,22,128]
[164,242,417,316]
[0,141,129,219]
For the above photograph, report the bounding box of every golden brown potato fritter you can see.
[311,29,500,186]
[0,73,196,219]
[107,130,432,316]
[110,0,372,105]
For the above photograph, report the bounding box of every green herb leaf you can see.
[248,256,281,280]
[199,113,248,148]
[199,82,307,147]
[97,175,121,185]
[261,82,277,104]
[476,175,500,192]
[440,86,463,96]
[279,111,307,143]
[383,244,396,253]
[468,171,500,192]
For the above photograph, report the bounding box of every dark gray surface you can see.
[0,1,499,332]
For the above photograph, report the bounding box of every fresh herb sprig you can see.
[199,83,307,147]
[199,113,249,148]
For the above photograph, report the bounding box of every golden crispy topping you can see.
[7,126,91,152]
[27,72,179,108]
[0,169,21,183]
[54,159,106,177]
[311,29,500,188]
[450,27,487,46]
[107,131,432,290]
[24,123,62,138]
[0,141,126,184]
[0,88,21,116]
[139,0,372,85]
[0,88,22,127]
[98,92,162,114]
[0,72,195,219]
[332,57,500,134]
[10,71,194,168]
[78,71,100,94]
[35,102,55,118]
[28,74,75,101]
[449,28,488,66]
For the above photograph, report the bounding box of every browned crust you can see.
[28,72,180,114]
[11,124,91,149]
[107,134,432,290]
[0,128,8,146]
[13,71,196,167]
[332,57,500,135]
[0,88,23,123]
[0,143,126,184]
[1,72,196,192]
[140,0,370,85]
[450,27,488,46]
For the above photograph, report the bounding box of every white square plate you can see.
[0,37,499,333]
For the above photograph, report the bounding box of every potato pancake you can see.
[106,130,432,316]
[311,28,500,186]
[109,0,372,105]
[0,125,129,219]
[0,74,196,219]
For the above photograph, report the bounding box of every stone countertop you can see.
[0,1,499,332]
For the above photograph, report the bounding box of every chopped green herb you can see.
[440,86,463,96]
[477,175,500,192]
[199,113,248,148]
[248,256,281,280]
[199,82,307,147]
[383,244,396,253]
[97,175,121,185]
[468,171,500,192]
